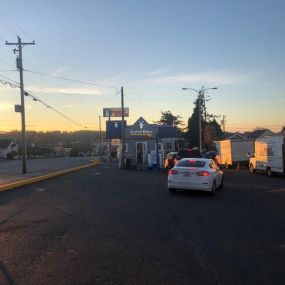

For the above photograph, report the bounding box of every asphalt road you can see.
[0,157,98,185]
[0,163,284,285]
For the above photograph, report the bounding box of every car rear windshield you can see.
[177,160,206,168]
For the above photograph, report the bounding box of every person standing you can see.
[215,153,221,165]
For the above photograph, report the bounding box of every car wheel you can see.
[211,181,216,196]
[220,177,224,189]
[168,188,176,194]
[249,164,255,174]
[267,167,273,177]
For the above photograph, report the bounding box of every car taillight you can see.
[197,171,210,176]
[168,169,178,175]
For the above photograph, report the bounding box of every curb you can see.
[0,160,101,193]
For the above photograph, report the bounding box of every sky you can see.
[0,0,284,133]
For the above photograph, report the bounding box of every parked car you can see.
[167,158,224,195]
[174,148,202,166]
[164,152,177,169]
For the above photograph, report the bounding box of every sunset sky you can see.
[0,0,284,133]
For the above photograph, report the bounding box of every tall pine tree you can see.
[186,97,223,149]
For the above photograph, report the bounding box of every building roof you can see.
[219,133,247,141]
[157,125,178,138]
[246,129,273,139]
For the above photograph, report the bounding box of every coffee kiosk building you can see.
[106,116,179,167]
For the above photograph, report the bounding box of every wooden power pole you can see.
[6,36,35,174]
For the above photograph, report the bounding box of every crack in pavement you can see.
[162,201,221,285]
[0,208,28,227]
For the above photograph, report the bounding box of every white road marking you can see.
[264,188,285,193]
[255,188,285,194]
[36,188,46,192]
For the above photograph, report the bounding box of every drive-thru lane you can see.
[0,163,284,284]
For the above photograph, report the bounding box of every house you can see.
[106,116,179,168]
[0,139,18,159]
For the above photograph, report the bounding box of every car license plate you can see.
[183,172,191,177]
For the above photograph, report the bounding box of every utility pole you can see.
[99,115,102,161]
[120,87,125,169]
[182,86,217,152]
[6,36,35,174]
[221,115,227,132]
[198,90,202,153]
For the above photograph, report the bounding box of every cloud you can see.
[52,66,69,76]
[154,71,244,86]
[142,68,171,76]
[137,70,247,87]
[26,86,103,96]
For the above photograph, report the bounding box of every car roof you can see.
[177,149,202,158]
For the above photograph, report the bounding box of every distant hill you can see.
[0,130,105,148]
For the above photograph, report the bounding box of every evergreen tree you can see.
[186,99,200,148]
[155,110,184,129]
[186,97,223,149]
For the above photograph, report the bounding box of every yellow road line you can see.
[0,160,101,193]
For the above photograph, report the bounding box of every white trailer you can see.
[249,136,285,177]
[215,140,232,165]
[215,139,254,167]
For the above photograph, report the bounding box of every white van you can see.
[249,136,285,177]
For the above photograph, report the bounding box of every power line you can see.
[0,74,20,88]
[0,78,19,89]
[24,90,88,129]
[24,69,118,90]
[0,69,17,73]
[0,76,87,129]
[0,74,19,85]
[0,7,58,73]
[0,8,33,40]
[228,124,283,127]
[0,17,18,36]
[126,96,285,101]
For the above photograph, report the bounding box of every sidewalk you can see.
[0,157,100,192]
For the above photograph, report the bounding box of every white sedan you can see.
[167,158,224,195]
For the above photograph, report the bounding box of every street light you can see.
[182,86,218,152]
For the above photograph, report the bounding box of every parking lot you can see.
[0,162,284,285]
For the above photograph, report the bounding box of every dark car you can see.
[203,150,218,159]
[203,150,220,165]
[174,148,202,166]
